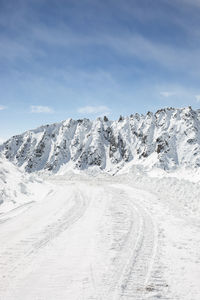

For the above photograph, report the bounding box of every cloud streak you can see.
[78,105,110,115]
[0,105,7,111]
[160,91,176,98]
[195,95,200,102]
[1,1,200,80]
[30,105,54,114]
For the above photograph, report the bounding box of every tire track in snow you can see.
[0,187,89,296]
[0,201,35,224]
[30,190,88,252]
[0,180,161,300]
[109,186,158,300]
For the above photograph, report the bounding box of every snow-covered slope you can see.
[1,106,200,173]
[0,155,29,209]
[0,155,48,213]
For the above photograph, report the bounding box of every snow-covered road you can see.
[0,176,200,300]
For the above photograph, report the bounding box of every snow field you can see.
[0,172,199,299]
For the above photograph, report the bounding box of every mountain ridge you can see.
[1,106,200,173]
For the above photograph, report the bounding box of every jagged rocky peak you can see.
[0,107,200,173]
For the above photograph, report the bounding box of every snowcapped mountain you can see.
[1,106,200,173]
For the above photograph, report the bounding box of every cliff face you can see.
[1,107,200,173]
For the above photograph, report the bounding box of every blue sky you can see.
[1,0,200,140]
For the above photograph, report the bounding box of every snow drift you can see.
[0,155,48,213]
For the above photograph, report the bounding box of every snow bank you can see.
[116,166,200,217]
[0,155,49,213]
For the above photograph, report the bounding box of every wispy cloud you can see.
[78,105,110,115]
[173,0,200,8]
[155,84,200,105]
[30,105,54,114]
[0,38,32,61]
[30,27,200,74]
[0,105,7,111]
[160,91,176,98]
[195,95,200,102]
[103,33,200,74]
[1,8,200,78]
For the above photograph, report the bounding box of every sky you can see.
[1,0,200,140]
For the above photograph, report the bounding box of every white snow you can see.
[0,107,200,299]
[0,161,200,299]
[0,155,50,214]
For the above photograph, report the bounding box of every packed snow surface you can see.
[1,107,200,173]
[0,165,200,299]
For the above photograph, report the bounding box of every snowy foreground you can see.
[0,168,200,299]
